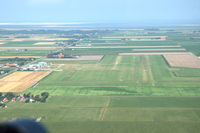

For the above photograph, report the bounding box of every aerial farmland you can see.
[0,26,200,133]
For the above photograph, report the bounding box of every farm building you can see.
[21,62,48,71]
[0,70,6,74]
[5,63,19,67]
[21,65,38,71]
[38,62,48,67]
[58,53,65,58]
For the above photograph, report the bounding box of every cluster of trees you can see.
[0,92,15,108]
[0,103,6,108]
[2,57,34,62]
[1,57,35,66]
[24,92,49,103]
[0,92,15,101]
[0,69,10,75]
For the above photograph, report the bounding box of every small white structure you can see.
[29,99,35,103]
[21,62,48,71]
[38,62,48,67]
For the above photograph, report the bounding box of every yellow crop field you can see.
[0,71,51,92]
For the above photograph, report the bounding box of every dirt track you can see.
[0,71,51,92]
[112,56,121,70]
[44,56,103,61]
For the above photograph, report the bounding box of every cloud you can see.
[27,0,64,5]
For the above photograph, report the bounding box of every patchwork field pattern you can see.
[1,28,200,133]
[164,53,200,68]
[0,71,51,92]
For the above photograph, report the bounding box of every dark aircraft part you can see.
[0,119,47,133]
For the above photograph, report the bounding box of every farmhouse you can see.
[161,36,166,40]
[58,53,64,58]
[0,70,6,74]
[21,62,48,71]
[5,63,19,67]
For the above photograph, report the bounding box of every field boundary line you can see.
[99,96,110,121]
[142,56,148,82]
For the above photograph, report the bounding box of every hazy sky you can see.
[0,0,200,24]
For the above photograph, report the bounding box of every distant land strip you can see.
[0,47,62,50]
[119,52,192,55]
[0,56,41,58]
[132,48,186,51]
[68,45,181,49]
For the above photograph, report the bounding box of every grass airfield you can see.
[26,55,200,96]
[0,28,200,133]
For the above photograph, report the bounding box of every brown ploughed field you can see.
[163,53,200,68]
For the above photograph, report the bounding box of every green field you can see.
[1,96,200,133]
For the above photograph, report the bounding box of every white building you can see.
[38,62,48,67]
